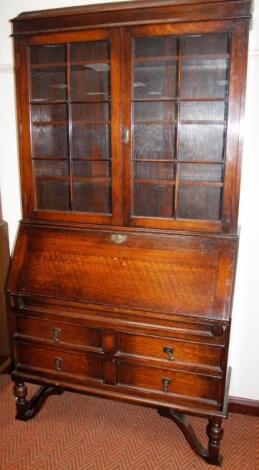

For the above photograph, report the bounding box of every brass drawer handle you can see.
[162,377,172,393]
[54,357,63,372]
[163,346,174,361]
[52,327,61,342]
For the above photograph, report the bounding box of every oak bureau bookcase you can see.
[7,0,252,465]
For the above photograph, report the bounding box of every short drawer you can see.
[15,314,103,350]
[117,361,221,403]
[14,342,103,382]
[117,332,222,369]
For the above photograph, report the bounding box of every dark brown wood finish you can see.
[12,1,251,36]
[13,377,64,421]
[8,0,252,465]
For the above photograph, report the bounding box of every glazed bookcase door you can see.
[18,29,122,224]
[123,22,247,233]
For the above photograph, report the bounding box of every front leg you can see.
[13,377,63,421]
[206,417,224,466]
[13,379,28,419]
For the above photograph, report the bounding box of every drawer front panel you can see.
[117,332,222,369]
[15,314,103,349]
[117,361,220,403]
[15,342,103,381]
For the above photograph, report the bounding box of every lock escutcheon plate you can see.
[111,234,127,244]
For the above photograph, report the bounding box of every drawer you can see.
[117,361,221,404]
[117,332,222,369]
[14,341,103,382]
[15,314,103,350]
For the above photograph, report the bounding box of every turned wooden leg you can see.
[13,377,64,421]
[13,378,28,419]
[206,417,224,466]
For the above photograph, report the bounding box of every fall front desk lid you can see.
[8,224,237,321]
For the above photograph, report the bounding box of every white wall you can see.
[0,0,258,400]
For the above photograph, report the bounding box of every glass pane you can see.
[134,61,178,100]
[179,163,223,182]
[32,125,68,159]
[31,67,67,101]
[133,183,174,218]
[30,45,66,65]
[36,178,70,211]
[135,37,177,58]
[180,102,225,122]
[32,125,68,158]
[134,162,175,180]
[71,103,110,122]
[178,186,222,220]
[182,34,229,56]
[134,102,176,122]
[73,161,110,178]
[70,64,110,101]
[70,41,109,61]
[179,125,225,161]
[134,124,176,160]
[34,160,69,177]
[73,181,111,213]
[31,104,68,123]
[72,124,110,159]
[181,58,229,99]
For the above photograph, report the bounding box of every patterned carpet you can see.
[0,374,258,470]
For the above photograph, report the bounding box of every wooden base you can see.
[12,375,224,465]
[13,378,64,421]
[158,408,223,466]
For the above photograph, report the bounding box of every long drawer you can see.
[116,331,223,370]
[117,360,221,404]
[14,341,103,383]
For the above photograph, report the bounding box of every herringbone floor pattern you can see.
[0,374,258,470]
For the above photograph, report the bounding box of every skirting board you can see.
[229,397,259,417]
